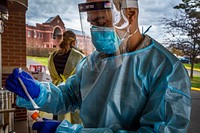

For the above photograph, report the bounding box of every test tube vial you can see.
[31,112,43,122]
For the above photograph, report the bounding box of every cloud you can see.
[26,0,81,29]
[139,0,182,25]
[26,0,183,43]
[138,0,182,42]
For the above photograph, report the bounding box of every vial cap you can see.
[31,112,39,120]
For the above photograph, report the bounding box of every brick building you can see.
[26,15,94,55]
[2,0,28,85]
[1,0,28,127]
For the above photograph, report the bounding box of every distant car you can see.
[178,56,191,64]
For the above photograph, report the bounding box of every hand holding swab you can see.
[18,68,40,109]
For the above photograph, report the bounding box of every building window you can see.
[28,31,31,37]
[53,33,56,39]
[40,33,43,38]
[34,31,37,38]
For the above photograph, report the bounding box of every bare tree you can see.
[161,0,200,79]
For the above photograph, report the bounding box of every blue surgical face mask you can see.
[90,26,122,54]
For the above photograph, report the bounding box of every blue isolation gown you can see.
[17,35,191,133]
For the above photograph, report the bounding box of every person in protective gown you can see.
[5,0,191,133]
[46,30,84,123]
[48,30,84,86]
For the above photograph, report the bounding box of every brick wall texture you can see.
[2,1,27,85]
[1,1,28,121]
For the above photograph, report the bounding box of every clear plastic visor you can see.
[79,1,115,27]
[78,0,129,32]
[78,1,127,71]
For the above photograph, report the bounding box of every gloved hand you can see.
[32,118,61,133]
[5,68,40,100]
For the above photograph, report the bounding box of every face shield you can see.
[78,0,138,72]
[78,0,138,55]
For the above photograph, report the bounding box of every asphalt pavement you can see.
[187,69,200,77]
[188,90,200,133]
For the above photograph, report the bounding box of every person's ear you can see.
[71,40,76,47]
[126,8,137,20]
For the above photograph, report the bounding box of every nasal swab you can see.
[18,68,40,109]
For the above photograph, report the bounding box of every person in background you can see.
[48,30,84,88]
[5,0,191,133]
[48,30,84,123]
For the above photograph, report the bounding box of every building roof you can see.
[44,17,54,23]
[66,28,88,36]
[43,15,63,24]
[43,16,88,36]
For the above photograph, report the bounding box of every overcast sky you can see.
[26,0,182,43]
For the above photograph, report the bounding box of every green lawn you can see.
[27,56,48,66]
[27,56,200,88]
[191,76,200,88]
[184,63,200,88]
[184,63,200,69]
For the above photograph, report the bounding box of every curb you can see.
[191,87,200,92]
[184,66,200,92]
[185,66,200,72]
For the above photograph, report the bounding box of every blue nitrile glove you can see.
[32,118,61,133]
[5,68,40,100]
